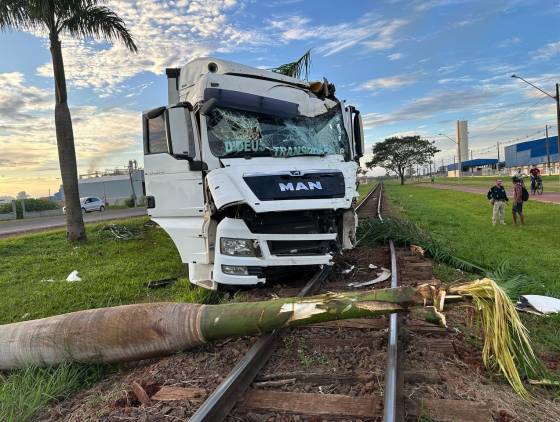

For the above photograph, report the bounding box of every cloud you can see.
[498,37,520,48]
[358,74,417,92]
[0,72,141,196]
[362,88,496,128]
[387,52,404,61]
[268,14,409,56]
[532,41,560,61]
[35,0,266,94]
[413,0,472,12]
[0,72,52,122]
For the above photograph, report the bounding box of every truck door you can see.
[143,105,204,217]
[143,105,207,263]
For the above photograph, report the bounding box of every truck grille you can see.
[268,240,333,256]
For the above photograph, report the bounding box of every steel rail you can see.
[382,180,402,422]
[189,266,331,422]
[354,182,380,212]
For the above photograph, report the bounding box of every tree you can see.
[16,191,28,199]
[366,136,439,185]
[0,1,137,240]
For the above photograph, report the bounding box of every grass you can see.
[0,217,220,324]
[0,363,109,422]
[0,217,222,421]
[426,175,560,192]
[384,182,560,354]
[357,181,374,199]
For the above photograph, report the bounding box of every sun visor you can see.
[203,88,300,118]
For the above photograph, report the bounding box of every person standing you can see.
[487,179,508,225]
[512,176,525,225]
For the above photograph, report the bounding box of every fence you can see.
[0,201,17,221]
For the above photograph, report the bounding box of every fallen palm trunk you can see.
[0,286,429,370]
[0,280,542,399]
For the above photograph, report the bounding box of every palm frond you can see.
[272,50,311,80]
[0,0,44,31]
[59,4,137,52]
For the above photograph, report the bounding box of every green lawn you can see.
[426,175,560,192]
[385,182,560,354]
[0,217,220,325]
[0,217,222,421]
[357,181,375,199]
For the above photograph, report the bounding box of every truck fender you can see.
[206,171,245,210]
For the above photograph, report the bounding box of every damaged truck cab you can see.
[143,58,364,290]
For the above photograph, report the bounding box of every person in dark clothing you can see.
[512,176,525,225]
[487,179,508,225]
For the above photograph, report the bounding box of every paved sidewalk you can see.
[419,183,560,204]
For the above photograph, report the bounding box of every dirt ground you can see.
[38,247,560,421]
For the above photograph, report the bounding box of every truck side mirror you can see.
[167,105,195,160]
[353,111,364,159]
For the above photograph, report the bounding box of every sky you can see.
[1,0,560,197]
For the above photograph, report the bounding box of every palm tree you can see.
[0,1,137,240]
[272,50,311,80]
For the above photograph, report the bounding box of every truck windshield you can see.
[206,106,349,158]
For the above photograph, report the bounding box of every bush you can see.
[124,196,136,208]
[0,199,60,219]
[0,203,14,214]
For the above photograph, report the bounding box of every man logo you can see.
[279,181,323,191]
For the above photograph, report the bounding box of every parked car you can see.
[63,197,105,214]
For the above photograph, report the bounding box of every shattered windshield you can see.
[206,106,349,158]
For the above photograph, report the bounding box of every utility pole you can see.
[453,155,456,178]
[511,76,560,181]
[556,83,560,180]
[545,125,550,174]
[496,142,501,176]
[455,121,462,182]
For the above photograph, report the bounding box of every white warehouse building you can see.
[55,167,145,205]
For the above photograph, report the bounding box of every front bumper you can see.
[214,217,336,285]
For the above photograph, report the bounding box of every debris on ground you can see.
[410,244,425,256]
[99,224,142,240]
[338,264,355,275]
[144,278,177,289]
[368,263,378,269]
[348,267,391,288]
[66,270,81,282]
[516,295,560,315]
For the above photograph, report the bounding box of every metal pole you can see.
[456,121,462,182]
[556,83,560,181]
[453,155,456,179]
[497,142,500,175]
[545,125,550,174]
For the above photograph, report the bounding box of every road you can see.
[0,208,147,238]
[420,183,560,204]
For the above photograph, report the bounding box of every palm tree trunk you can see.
[49,32,86,241]
[0,286,430,369]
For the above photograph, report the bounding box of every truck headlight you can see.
[222,265,249,276]
[220,238,261,257]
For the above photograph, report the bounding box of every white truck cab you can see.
[143,57,365,290]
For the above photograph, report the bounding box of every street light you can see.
[438,132,462,181]
[511,74,560,179]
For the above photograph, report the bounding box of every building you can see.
[504,136,559,174]
[55,165,145,205]
[447,158,499,177]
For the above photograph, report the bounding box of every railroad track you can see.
[188,183,492,421]
[191,183,397,421]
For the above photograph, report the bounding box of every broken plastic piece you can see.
[516,295,560,315]
[348,267,391,288]
[66,270,81,282]
[340,265,355,275]
[368,264,378,269]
